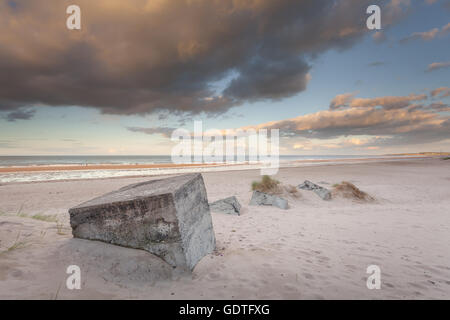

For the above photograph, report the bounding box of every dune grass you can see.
[0,232,29,255]
[251,175,281,194]
[12,209,59,223]
[30,214,58,222]
[6,207,67,236]
[55,221,68,235]
[251,175,300,198]
[332,181,374,202]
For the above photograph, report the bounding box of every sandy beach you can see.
[0,157,449,299]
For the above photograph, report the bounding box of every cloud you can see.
[427,61,450,72]
[400,22,450,43]
[237,89,450,148]
[248,107,441,137]
[410,101,450,112]
[442,22,450,35]
[2,108,36,122]
[428,102,450,112]
[329,92,428,110]
[329,93,356,109]
[0,0,410,116]
[430,87,450,98]
[400,28,440,43]
[243,106,449,147]
[224,58,311,101]
[349,94,428,109]
[127,126,176,138]
[290,137,382,151]
[129,87,450,151]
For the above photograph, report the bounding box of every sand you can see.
[0,157,449,299]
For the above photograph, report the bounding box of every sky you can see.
[0,0,449,156]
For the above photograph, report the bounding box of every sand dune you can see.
[0,158,449,299]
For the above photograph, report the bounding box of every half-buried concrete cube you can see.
[69,173,216,270]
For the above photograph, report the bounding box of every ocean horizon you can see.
[0,154,387,168]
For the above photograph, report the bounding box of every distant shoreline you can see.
[0,162,225,173]
[383,152,450,156]
[0,155,438,174]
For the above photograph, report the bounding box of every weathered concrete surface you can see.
[209,196,241,215]
[69,173,216,270]
[298,180,331,200]
[249,191,288,210]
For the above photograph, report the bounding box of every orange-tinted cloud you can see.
[349,94,428,109]
[329,93,356,109]
[237,91,450,147]
[0,0,410,116]
[400,21,450,43]
[431,87,450,98]
[329,92,428,110]
[427,61,450,72]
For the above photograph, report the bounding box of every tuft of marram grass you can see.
[332,181,374,202]
[251,176,302,198]
[251,175,281,194]
[30,214,58,222]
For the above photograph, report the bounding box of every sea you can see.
[0,155,391,183]
[0,155,387,167]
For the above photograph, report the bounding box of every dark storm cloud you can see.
[0,0,409,115]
